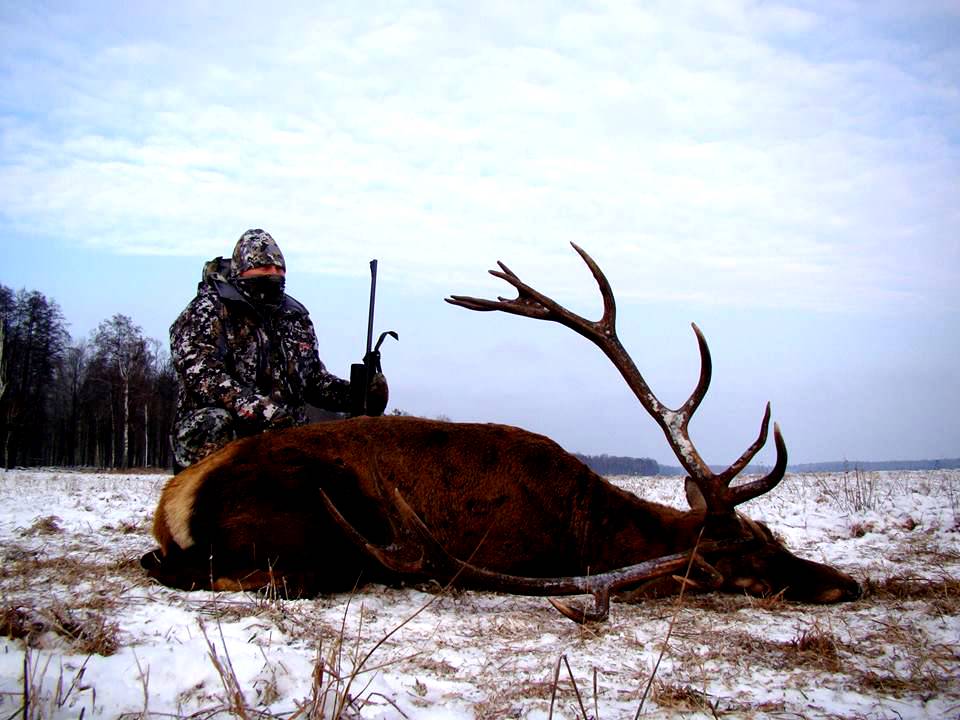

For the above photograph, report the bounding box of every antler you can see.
[445,243,788,516]
[319,484,748,622]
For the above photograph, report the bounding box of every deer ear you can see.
[684,477,707,511]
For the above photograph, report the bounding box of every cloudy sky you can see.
[2,1,958,466]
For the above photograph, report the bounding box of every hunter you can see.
[169,229,387,470]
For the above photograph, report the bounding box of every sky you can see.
[1,0,958,466]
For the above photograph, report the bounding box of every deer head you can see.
[443,243,860,614]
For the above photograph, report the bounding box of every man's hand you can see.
[237,394,295,430]
[265,403,296,430]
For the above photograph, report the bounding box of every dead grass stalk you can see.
[634,528,704,718]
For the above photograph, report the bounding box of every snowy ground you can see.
[0,467,958,719]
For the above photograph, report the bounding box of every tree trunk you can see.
[144,402,149,468]
[121,371,129,469]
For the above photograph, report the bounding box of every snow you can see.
[1,468,958,718]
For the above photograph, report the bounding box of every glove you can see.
[266,403,296,430]
[367,373,389,416]
[236,394,295,430]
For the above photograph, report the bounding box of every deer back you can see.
[153,415,700,587]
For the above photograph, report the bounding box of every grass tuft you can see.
[1,605,34,641]
[50,605,122,656]
[865,575,960,600]
[788,622,842,672]
[652,680,718,714]
[21,515,64,536]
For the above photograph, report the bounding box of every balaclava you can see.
[230,229,287,306]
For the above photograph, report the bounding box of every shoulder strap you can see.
[281,294,309,316]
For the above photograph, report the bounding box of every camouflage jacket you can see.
[170,266,351,429]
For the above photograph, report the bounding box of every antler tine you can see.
[723,422,788,509]
[318,487,426,575]
[493,259,520,279]
[716,403,772,486]
[678,323,713,419]
[446,245,612,338]
[445,295,507,313]
[569,242,617,328]
[689,402,787,514]
[445,262,531,313]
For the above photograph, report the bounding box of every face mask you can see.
[236,274,285,306]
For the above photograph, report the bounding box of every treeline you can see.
[0,283,672,473]
[0,284,176,469]
[574,453,659,477]
[790,459,960,473]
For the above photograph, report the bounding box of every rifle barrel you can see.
[365,259,378,356]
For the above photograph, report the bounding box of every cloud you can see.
[0,1,957,316]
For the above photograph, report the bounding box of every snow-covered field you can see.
[0,467,957,719]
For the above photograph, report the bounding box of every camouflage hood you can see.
[230,229,286,277]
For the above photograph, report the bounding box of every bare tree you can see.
[0,321,7,403]
[92,315,149,468]
[54,341,89,465]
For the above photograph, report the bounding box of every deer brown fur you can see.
[143,246,861,620]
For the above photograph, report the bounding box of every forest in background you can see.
[0,284,176,469]
[573,453,659,477]
[1,283,954,474]
[0,282,666,474]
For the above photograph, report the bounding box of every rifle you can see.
[349,260,398,417]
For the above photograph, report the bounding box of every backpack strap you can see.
[202,256,232,283]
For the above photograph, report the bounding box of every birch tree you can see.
[92,315,149,468]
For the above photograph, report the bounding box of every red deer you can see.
[142,245,860,621]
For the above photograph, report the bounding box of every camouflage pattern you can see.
[230,229,285,276]
[170,230,387,468]
[172,408,237,465]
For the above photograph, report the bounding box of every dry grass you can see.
[650,588,793,616]
[851,610,960,702]
[663,623,847,677]
[856,669,944,700]
[2,469,960,717]
[787,622,843,672]
[185,589,440,720]
[20,515,64,536]
[0,603,121,655]
[865,575,960,599]
[17,647,96,720]
[864,574,960,615]
[48,605,122,656]
[1,605,34,641]
[6,593,425,720]
[651,680,719,715]
[814,467,888,514]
